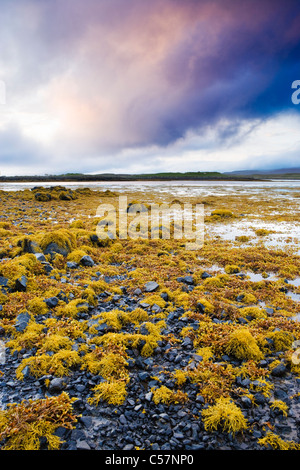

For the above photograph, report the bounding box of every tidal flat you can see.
[0,182,299,451]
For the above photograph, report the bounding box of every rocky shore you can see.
[1,270,300,450]
[0,187,299,451]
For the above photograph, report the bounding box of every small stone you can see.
[133,288,142,295]
[79,416,93,428]
[173,432,184,440]
[196,302,206,313]
[123,444,134,450]
[76,440,91,450]
[192,354,203,362]
[265,307,274,315]
[42,262,54,274]
[119,414,127,425]
[241,396,252,408]
[145,391,153,402]
[49,378,65,393]
[134,404,143,411]
[144,281,159,292]
[90,234,99,243]
[21,365,31,378]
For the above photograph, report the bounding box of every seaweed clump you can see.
[225,328,263,361]
[0,392,77,450]
[202,397,248,435]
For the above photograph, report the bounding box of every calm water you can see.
[1,179,300,196]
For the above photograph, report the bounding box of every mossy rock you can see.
[39,229,76,258]
[34,192,52,202]
[58,190,77,201]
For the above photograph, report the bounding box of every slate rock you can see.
[0,276,8,287]
[271,362,287,377]
[183,275,194,285]
[144,281,159,292]
[133,288,142,295]
[20,365,31,378]
[44,296,59,308]
[34,252,46,262]
[42,262,54,274]
[67,261,78,269]
[196,302,206,313]
[123,444,134,450]
[79,416,93,428]
[49,378,65,393]
[80,255,95,267]
[236,294,245,302]
[254,393,267,405]
[90,234,99,243]
[241,396,252,408]
[76,440,91,450]
[160,292,169,301]
[14,275,27,292]
[201,271,211,279]
[15,312,31,332]
[145,391,153,402]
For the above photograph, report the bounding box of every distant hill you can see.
[1,168,300,182]
[223,167,300,178]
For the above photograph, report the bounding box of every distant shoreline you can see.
[1,171,300,183]
[0,174,264,183]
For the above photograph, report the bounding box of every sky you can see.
[0,0,300,176]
